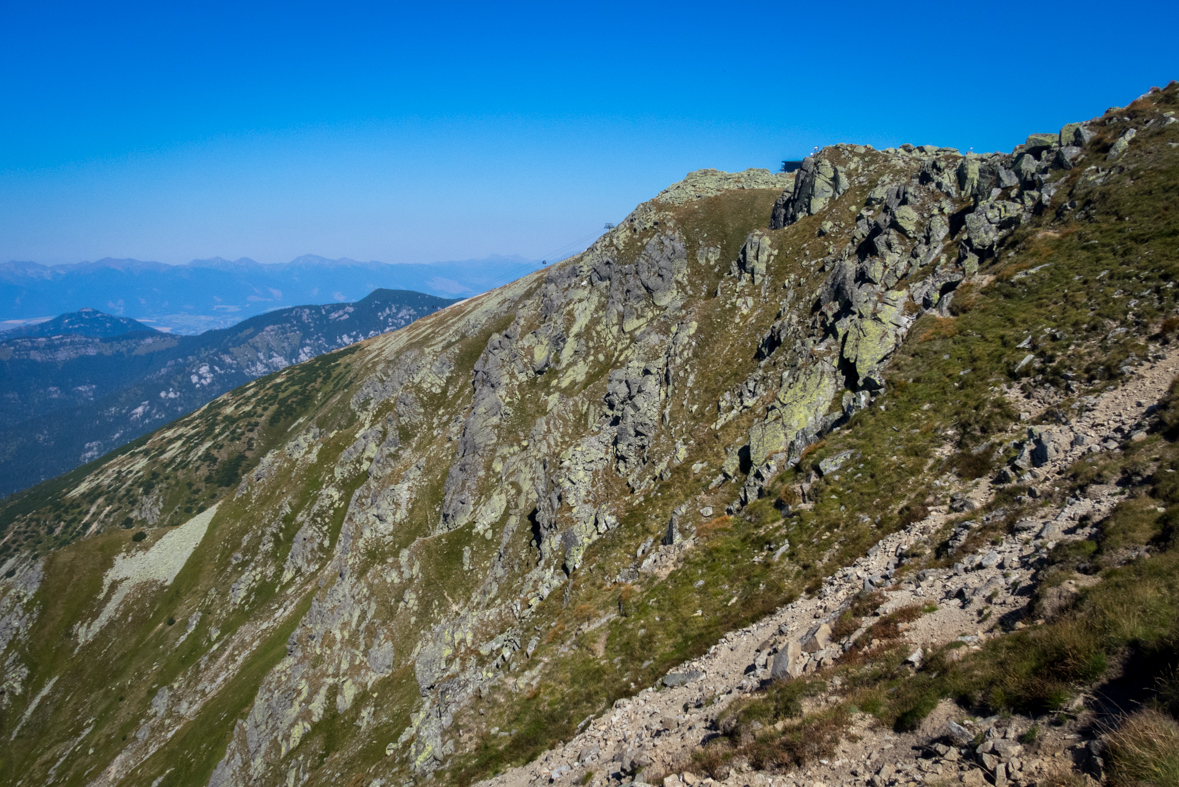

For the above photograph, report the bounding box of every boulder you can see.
[1107,128,1137,160]
[771,156,850,228]
[892,205,920,237]
[946,720,973,745]
[637,231,688,307]
[1055,146,1083,169]
[1060,122,1095,147]
[661,670,704,687]
[734,232,775,286]
[770,641,805,680]
[1024,133,1056,153]
[802,623,832,653]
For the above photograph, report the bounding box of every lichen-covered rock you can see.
[605,362,665,479]
[1107,128,1137,160]
[749,363,838,467]
[771,155,850,228]
[733,232,776,286]
[654,168,794,205]
[636,231,688,308]
[841,289,913,388]
[440,323,521,531]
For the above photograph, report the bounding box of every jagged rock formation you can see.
[1,84,1178,787]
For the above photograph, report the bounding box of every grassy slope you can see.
[671,87,1179,781]
[1,87,1176,787]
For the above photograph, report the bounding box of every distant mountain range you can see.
[0,254,540,333]
[0,289,457,497]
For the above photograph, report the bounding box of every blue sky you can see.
[1,0,1175,266]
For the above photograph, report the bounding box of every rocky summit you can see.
[3,84,1179,787]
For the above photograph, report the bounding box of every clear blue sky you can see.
[1,0,1175,266]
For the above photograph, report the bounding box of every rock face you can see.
[771,156,850,227]
[1,84,1177,787]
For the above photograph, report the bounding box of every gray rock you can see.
[1055,146,1083,169]
[771,156,850,228]
[892,205,920,237]
[770,641,805,680]
[818,450,855,476]
[801,623,832,653]
[637,231,688,308]
[992,740,1022,759]
[734,232,775,287]
[946,720,973,745]
[1060,122,1095,147]
[661,670,703,687]
[368,639,396,675]
[1107,128,1137,160]
[1024,133,1056,153]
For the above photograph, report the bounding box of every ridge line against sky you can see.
[1,0,1175,267]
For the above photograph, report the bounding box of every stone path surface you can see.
[477,348,1179,787]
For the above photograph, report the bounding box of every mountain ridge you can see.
[0,307,157,339]
[0,289,458,497]
[0,86,1178,787]
[0,254,543,333]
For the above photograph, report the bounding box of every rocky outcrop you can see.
[4,86,1176,787]
[771,156,850,228]
[655,168,795,206]
[0,558,43,709]
[441,323,522,531]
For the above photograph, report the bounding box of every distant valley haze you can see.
[0,254,544,334]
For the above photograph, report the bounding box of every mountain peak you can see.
[0,308,157,339]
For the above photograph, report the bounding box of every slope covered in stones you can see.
[1,83,1177,787]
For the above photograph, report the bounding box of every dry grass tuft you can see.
[696,516,733,540]
[1105,709,1179,787]
[1035,768,1089,787]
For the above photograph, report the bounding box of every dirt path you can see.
[477,349,1179,787]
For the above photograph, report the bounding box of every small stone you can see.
[992,740,1023,760]
[961,770,986,787]
[662,670,703,688]
[947,720,972,745]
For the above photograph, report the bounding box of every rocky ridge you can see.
[478,348,1179,787]
[0,85,1176,787]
